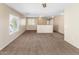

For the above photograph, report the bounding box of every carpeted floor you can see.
[0,31,79,55]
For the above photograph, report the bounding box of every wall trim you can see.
[0,30,26,51]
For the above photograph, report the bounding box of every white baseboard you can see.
[0,30,26,51]
[64,40,79,48]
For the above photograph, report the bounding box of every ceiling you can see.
[6,3,69,17]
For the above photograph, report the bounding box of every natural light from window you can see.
[9,14,20,35]
[21,18,26,26]
[27,19,36,25]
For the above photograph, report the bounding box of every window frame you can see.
[9,14,20,35]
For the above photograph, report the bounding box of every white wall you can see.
[0,4,26,50]
[53,16,64,34]
[64,4,79,48]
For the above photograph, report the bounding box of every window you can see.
[21,18,26,26]
[9,15,20,35]
[27,19,36,25]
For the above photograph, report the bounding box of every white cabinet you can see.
[37,25,53,33]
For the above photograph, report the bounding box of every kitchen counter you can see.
[37,25,53,33]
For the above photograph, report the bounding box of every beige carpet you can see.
[0,31,79,55]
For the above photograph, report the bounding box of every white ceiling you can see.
[6,3,69,17]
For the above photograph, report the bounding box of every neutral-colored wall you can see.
[64,4,79,48]
[53,16,64,34]
[0,4,26,50]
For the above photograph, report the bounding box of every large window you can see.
[21,18,26,26]
[9,15,20,35]
[27,19,36,25]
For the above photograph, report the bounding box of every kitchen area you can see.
[26,17,53,33]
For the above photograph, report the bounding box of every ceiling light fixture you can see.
[42,3,47,8]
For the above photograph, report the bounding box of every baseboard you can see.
[58,32,64,35]
[64,40,79,49]
[0,30,26,51]
[54,31,64,35]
